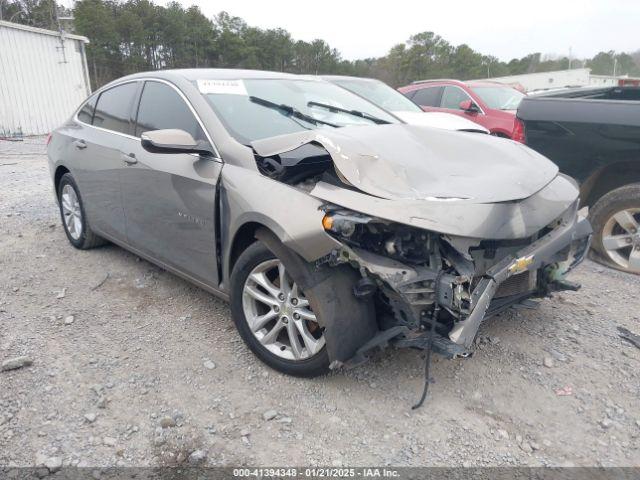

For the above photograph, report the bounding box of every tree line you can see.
[3,0,640,90]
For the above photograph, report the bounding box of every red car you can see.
[398,80,526,142]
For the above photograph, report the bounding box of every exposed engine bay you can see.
[249,125,592,369]
[318,205,591,360]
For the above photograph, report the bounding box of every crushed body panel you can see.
[251,124,559,204]
[310,175,579,240]
[248,124,590,362]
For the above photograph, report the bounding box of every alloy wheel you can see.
[242,259,325,361]
[601,208,640,272]
[61,184,83,240]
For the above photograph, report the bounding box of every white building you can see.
[0,20,91,136]
[482,68,639,93]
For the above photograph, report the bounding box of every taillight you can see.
[46,133,52,146]
[512,118,525,143]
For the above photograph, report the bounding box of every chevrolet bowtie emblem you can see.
[509,255,535,275]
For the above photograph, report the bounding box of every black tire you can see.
[589,183,640,274]
[230,241,330,377]
[57,173,107,250]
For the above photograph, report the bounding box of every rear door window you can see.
[92,82,139,134]
[77,95,97,124]
[134,81,208,143]
[440,86,473,110]
[410,86,443,107]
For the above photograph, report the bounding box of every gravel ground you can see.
[1,137,639,469]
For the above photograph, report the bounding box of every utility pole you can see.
[613,56,618,77]
[568,46,572,69]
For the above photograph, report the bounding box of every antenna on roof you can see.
[54,8,75,64]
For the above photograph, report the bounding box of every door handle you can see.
[123,153,138,165]
[73,139,87,150]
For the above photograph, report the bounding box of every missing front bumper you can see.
[330,205,592,366]
[448,213,592,348]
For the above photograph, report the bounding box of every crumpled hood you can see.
[251,124,558,204]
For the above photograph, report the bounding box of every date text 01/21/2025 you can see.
[232,468,400,478]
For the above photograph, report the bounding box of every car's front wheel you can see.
[57,173,106,249]
[230,241,330,377]
[590,183,640,274]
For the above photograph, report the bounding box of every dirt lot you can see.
[1,136,639,469]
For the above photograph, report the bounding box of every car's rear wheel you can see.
[57,173,106,249]
[590,183,640,274]
[230,241,330,377]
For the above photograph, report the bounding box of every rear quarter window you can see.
[77,95,97,124]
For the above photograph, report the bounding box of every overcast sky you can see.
[147,0,638,61]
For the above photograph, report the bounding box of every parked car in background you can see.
[321,75,488,133]
[47,69,591,379]
[518,86,640,274]
[399,79,526,141]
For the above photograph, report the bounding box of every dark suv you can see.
[518,86,640,274]
[399,79,526,141]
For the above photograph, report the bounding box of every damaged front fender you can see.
[219,163,342,286]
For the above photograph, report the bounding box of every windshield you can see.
[471,86,525,110]
[198,78,399,144]
[332,78,422,113]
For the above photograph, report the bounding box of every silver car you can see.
[47,69,591,378]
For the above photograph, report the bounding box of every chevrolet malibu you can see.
[47,69,591,379]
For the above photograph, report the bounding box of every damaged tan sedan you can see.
[48,69,592,380]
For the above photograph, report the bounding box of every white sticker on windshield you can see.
[197,79,248,96]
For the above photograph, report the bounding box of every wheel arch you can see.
[581,161,640,207]
[218,165,341,290]
[222,214,293,290]
[53,165,70,196]
[226,220,277,282]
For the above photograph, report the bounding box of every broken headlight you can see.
[322,210,437,265]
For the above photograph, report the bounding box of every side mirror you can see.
[459,100,479,113]
[140,129,213,156]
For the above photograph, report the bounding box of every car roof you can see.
[408,79,466,87]
[406,79,509,89]
[110,68,307,84]
[320,75,380,83]
[465,80,509,88]
[529,85,640,98]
